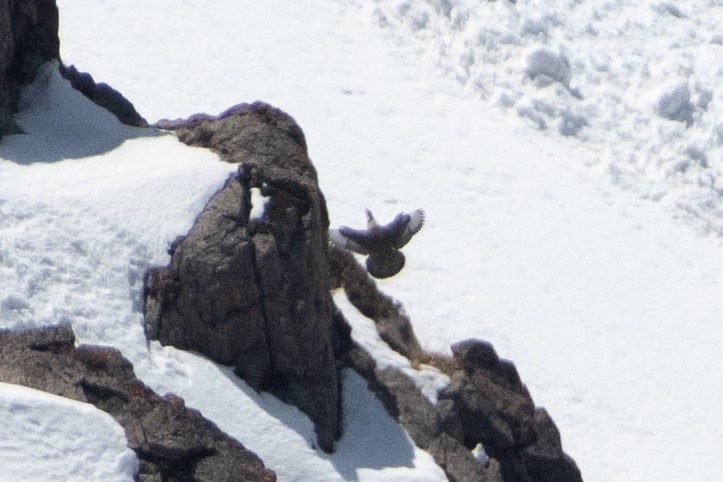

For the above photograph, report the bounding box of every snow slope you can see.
[0,0,721,481]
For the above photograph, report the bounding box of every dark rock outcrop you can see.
[59,63,148,127]
[439,340,583,482]
[0,0,60,136]
[146,102,340,453]
[0,324,275,482]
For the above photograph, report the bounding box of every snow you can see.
[0,382,137,482]
[0,0,722,481]
[0,63,236,354]
[250,187,270,221]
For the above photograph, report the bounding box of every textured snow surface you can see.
[366,0,723,233]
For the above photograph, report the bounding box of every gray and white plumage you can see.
[330,208,425,278]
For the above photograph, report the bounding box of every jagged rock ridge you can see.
[331,247,583,482]
[59,63,148,127]
[146,102,340,453]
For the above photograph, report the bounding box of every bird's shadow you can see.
[0,62,160,164]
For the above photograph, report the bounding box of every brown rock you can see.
[333,243,583,481]
[146,102,340,452]
[341,339,501,482]
[329,245,423,359]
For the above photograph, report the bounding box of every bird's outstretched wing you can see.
[392,208,425,249]
[329,227,370,254]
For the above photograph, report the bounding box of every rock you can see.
[59,63,148,127]
[436,398,465,442]
[521,409,583,482]
[0,325,275,482]
[155,101,310,169]
[0,0,60,137]
[451,339,529,397]
[341,336,501,482]
[439,338,583,482]
[333,243,582,481]
[146,102,340,453]
[375,366,440,448]
[440,371,524,453]
[429,435,503,482]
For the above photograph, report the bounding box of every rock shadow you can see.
[0,63,158,164]
[217,364,416,481]
[330,369,417,480]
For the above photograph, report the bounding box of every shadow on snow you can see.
[218,364,416,480]
[0,62,159,164]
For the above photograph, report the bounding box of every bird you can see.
[329,208,425,279]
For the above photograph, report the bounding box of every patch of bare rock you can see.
[148,102,340,454]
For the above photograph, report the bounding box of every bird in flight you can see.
[329,208,425,278]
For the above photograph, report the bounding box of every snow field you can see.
[144,345,445,482]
